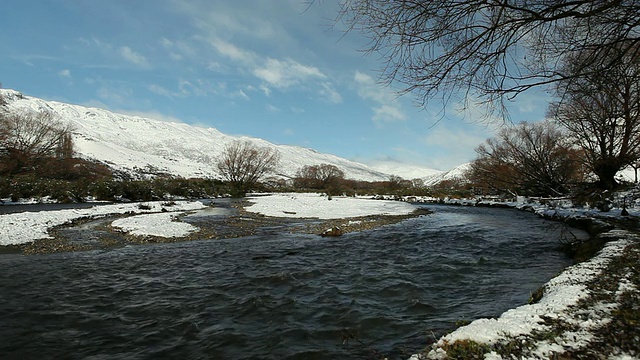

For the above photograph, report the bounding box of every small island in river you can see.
[0,193,430,255]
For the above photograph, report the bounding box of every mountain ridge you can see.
[0,89,465,184]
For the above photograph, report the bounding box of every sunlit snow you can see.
[0,89,415,182]
[0,201,206,246]
[111,212,199,238]
[244,192,416,219]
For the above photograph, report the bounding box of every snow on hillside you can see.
[368,160,444,181]
[0,89,397,181]
[423,162,472,186]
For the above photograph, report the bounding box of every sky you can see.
[0,0,551,171]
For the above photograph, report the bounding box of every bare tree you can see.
[469,121,582,196]
[0,110,74,174]
[411,178,424,189]
[550,41,640,190]
[216,140,280,196]
[336,0,640,117]
[295,163,345,190]
[386,175,412,190]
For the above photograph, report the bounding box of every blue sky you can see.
[0,0,550,171]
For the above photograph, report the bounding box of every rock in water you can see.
[320,227,343,237]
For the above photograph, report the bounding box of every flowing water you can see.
[0,204,582,359]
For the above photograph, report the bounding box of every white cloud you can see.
[160,37,174,48]
[80,37,112,51]
[148,84,178,98]
[420,123,496,168]
[97,86,133,105]
[423,125,488,148]
[354,71,374,86]
[119,46,149,67]
[233,89,249,100]
[58,69,71,78]
[259,85,271,97]
[175,2,281,41]
[319,82,342,104]
[168,3,342,103]
[514,91,551,117]
[354,71,405,124]
[210,38,256,64]
[253,58,326,88]
[178,80,209,97]
[373,104,405,123]
[354,71,389,104]
[14,54,57,67]
[149,81,221,98]
[160,37,196,62]
[266,104,280,112]
[80,38,150,68]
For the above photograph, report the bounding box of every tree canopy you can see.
[295,163,345,190]
[550,40,640,190]
[0,109,74,175]
[338,0,640,116]
[469,121,582,196]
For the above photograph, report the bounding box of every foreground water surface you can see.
[0,204,581,359]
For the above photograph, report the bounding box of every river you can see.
[0,204,582,359]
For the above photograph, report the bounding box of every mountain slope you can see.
[2,89,437,181]
[423,163,471,186]
[367,160,444,181]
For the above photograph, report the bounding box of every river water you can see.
[0,204,581,359]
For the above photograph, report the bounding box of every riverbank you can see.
[409,198,640,359]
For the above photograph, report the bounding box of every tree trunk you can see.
[593,162,621,190]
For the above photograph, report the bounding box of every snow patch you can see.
[244,193,416,219]
[0,201,206,245]
[111,212,198,238]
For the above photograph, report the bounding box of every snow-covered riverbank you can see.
[404,197,640,359]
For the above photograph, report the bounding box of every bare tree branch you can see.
[335,0,640,119]
[469,121,582,196]
[216,141,280,196]
[550,40,640,190]
[0,110,75,174]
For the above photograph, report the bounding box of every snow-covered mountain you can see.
[423,163,471,186]
[1,89,451,182]
[368,160,444,181]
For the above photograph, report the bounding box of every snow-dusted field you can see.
[111,212,199,238]
[245,192,417,219]
[0,201,207,246]
[0,193,417,246]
